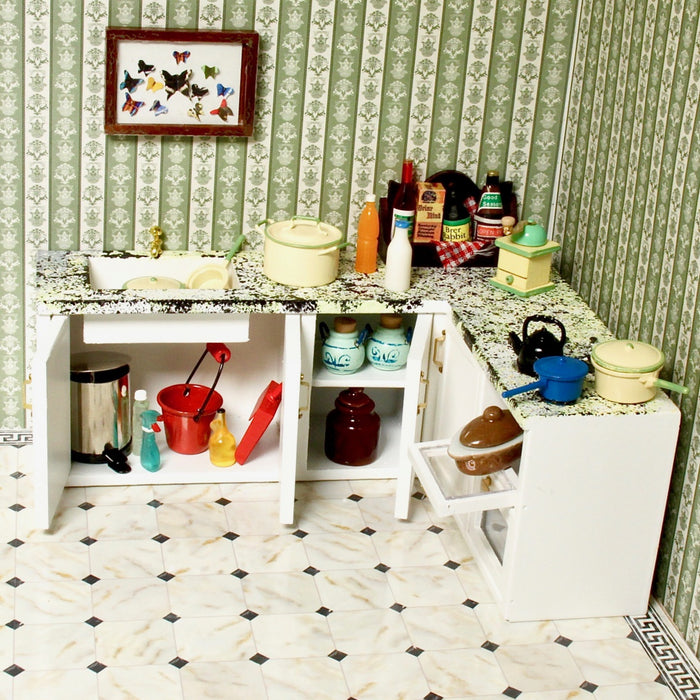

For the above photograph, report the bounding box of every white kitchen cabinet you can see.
[408,314,681,621]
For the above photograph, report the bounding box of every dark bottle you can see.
[324,388,380,466]
[441,186,471,242]
[473,170,504,243]
[391,159,416,240]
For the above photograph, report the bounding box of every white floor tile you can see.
[167,573,246,617]
[420,647,509,696]
[179,660,266,698]
[303,531,379,570]
[314,568,394,611]
[568,637,661,685]
[240,570,321,614]
[88,538,165,578]
[328,607,412,655]
[15,579,93,624]
[342,652,431,699]
[387,564,467,607]
[251,612,335,658]
[402,603,486,650]
[94,619,176,666]
[495,642,585,692]
[233,533,308,573]
[13,621,95,670]
[91,577,171,621]
[161,536,237,576]
[97,664,183,700]
[12,668,99,699]
[261,656,349,700]
[173,615,256,663]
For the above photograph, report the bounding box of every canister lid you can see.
[70,351,130,383]
[334,316,357,333]
[459,406,522,449]
[591,339,664,373]
[379,313,402,329]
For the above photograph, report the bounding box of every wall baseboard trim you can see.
[0,431,32,446]
[627,598,700,698]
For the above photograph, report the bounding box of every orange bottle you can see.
[355,194,380,274]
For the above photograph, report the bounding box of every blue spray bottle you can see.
[140,409,162,472]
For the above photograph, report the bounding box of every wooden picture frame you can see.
[105,27,258,137]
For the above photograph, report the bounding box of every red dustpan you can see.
[235,381,282,464]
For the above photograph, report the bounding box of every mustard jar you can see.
[366,313,412,371]
[324,388,381,466]
[319,316,370,375]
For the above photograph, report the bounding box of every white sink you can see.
[88,254,240,290]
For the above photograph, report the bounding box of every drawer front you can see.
[494,268,529,292]
[497,249,532,277]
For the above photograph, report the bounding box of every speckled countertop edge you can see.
[35,250,678,423]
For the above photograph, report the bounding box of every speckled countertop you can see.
[35,249,677,424]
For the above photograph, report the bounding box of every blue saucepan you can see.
[502,356,589,404]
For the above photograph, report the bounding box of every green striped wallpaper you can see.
[7,0,700,653]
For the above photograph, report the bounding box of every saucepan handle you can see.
[502,378,547,399]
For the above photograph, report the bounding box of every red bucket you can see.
[157,384,223,454]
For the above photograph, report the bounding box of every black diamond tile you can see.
[304,566,319,576]
[5,619,22,630]
[316,606,332,616]
[85,616,103,627]
[390,602,405,613]
[78,502,94,511]
[555,635,572,647]
[361,527,375,536]
[328,649,346,661]
[424,693,442,700]
[375,563,390,573]
[82,574,100,585]
[411,491,426,500]
[87,661,106,673]
[580,681,598,693]
[4,664,23,677]
[231,568,248,579]
[223,531,239,541]
[163,612,180,623]
[6,577,23,588]
[80,536,97,546]
[158,571,175,582]
[654,674,668,685]
[406,645,423,656]
[443,560,459,570]
[481,640,499,652]
[503,687,522,698]
[627,629,640,641]
[462,598,479,608]
[215,497,231,506]
[347,493,363,502]
[240,609,258,620]
[427,525,443,534]
[250,653,268,665]
[8,503,24,512]
[292,529,308,538]
[169,656,188,669]
[9,471,24,480]
[147,499,162,508]
[7,538,23,548]
[152,533,169,543]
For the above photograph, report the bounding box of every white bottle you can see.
[384,218,412,292]
[131,389,149,456]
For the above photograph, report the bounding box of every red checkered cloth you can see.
[434,239,489,268]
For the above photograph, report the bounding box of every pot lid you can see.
[124,275,183,290]
[533,355,589,381]
[591,339,664,373]
[459,406,522,449]
[265,218,344,249]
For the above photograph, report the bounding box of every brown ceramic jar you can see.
[324,388,380,466]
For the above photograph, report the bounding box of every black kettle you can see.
[508,315,567,376]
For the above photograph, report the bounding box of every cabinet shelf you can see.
[312,363,407,388]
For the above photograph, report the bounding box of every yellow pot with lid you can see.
[591,339,688,403]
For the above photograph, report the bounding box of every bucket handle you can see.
[184,343,231,421]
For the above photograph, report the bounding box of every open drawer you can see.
[408,439,519,517]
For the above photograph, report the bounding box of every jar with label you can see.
[441,187,471,242]
[473,170,504,243]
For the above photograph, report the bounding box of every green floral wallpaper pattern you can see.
[8,0,700,654]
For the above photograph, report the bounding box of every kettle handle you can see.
[501,378,547,399]
[522,315,567,346]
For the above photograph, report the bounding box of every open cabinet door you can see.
[33,315,71,530]
[278,315,302,524]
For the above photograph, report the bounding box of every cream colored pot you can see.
[591,339,688,404]
[260,217,347,287]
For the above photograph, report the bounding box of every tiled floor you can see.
[0,443,686,699]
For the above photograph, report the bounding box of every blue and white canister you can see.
[366,314,412,370]
[319,317,369,374]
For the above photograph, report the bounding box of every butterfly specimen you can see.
[147,76,164,92]
[173,50,191,64]
[122,93,144,116]
[188,102,203,121]
[216,83,234,98]
[150,100,168,116]
[137,60,155,75]
[162,69,191,99]
[202,65,219,79]
[119,70,143,93]
[210,98,233,121]
[191,84,209,98]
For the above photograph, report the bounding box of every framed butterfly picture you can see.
[104,27,258,136]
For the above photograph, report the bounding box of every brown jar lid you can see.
[379,313,402,329]
[459,406,522,449]
[336,387,375,412]
[334,316,357,333]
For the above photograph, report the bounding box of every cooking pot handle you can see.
[502,378,547,399]
[316,241,351,255]
[290,215,321,227]
[641,376,689,394]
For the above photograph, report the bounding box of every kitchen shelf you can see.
[311,363,408,388]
